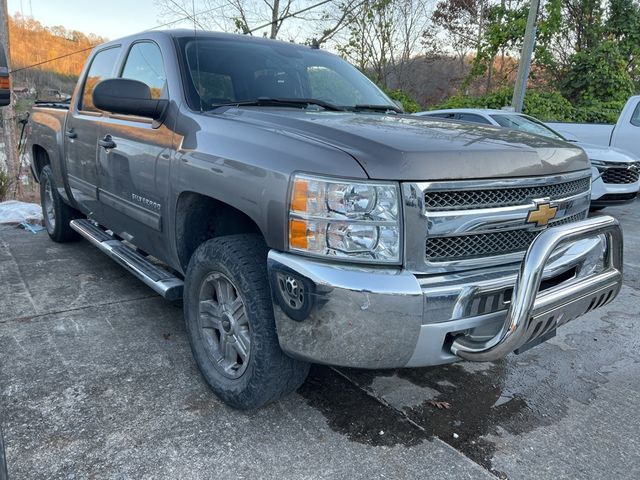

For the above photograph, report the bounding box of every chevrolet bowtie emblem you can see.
[526,201,558,227]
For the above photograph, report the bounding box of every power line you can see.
[8,3,227,74]
[10,46,95,73]
[10,0,337,74]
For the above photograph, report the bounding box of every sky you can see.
[7,0,178,39]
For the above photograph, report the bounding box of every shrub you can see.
[561,41,635,104]
[383,88,422,113]
[431,86,624,123]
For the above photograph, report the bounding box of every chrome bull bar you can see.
[450,215,624,362]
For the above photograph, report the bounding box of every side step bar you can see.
[70,219,183,301]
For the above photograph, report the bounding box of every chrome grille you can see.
[599,168,639,184]
[424,176,590,211]
[425,212,587,262]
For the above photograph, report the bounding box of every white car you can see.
[415,108,640,209]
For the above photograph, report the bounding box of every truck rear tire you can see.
[184,234,310,409]
[39,165,81,243]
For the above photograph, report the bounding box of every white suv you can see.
[415,108,640,209]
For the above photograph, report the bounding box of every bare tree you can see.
[154,0,359,41]
[338,0,433,88]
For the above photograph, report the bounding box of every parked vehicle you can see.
[27,30,623,409]
[416,109,640,208]
[0,44,11,106]
[548,96,640,160]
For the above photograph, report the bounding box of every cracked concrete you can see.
[1,199,639,479]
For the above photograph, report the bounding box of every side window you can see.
[458,113,492,125]
[630,102,640,127]
[80,47,121,112]
[429,113,456,119]
[121,42,167,99]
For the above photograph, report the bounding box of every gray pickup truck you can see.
[27,30,624,409]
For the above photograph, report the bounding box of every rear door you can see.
[96,40,174,257]
[64,46,121,218]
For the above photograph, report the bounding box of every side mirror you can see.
[93,78,168,120]
[0,44,11,107]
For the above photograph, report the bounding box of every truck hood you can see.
[220,109,589,180]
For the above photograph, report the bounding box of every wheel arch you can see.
[174,191,266,272]
[31,144,51,182]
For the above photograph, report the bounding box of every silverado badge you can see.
[526,201,558,227]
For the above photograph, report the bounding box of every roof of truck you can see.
[97,29,316,50]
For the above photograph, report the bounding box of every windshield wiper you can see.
[350,104,402,114]
[209,97,346,112]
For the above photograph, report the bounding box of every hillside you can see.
[8,14,106,97]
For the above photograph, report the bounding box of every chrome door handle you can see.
[65,129,77,139]
[98,135,116,149]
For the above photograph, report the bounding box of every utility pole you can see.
[0,0,20,197]
[512,0,540,113]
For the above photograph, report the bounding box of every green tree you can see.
[561,40,635,103]
[607,0,640,87]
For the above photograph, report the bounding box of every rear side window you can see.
[121,42,167,99]
[427,113,456,119]
[457,113,492,125]
[80,47,121,112]
[630,102,640,127]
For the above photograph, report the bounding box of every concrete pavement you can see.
[1,199,639,479]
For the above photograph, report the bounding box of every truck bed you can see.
[546,122,614,146]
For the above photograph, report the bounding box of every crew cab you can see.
[27,30,624,409]
[416,108,640,209]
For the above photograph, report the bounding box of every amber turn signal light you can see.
[289,219,308,249]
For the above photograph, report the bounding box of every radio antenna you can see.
[192,0,203,112]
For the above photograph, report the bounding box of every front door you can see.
[64,46,122,219]
[96,41,174,258]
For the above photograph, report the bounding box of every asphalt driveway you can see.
[1,199,639,479]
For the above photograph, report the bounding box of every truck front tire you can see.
[39,165,81,243]
[184,234,310,409]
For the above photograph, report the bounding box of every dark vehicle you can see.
[27,31,623,409]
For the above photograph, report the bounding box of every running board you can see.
[70,219,183,301]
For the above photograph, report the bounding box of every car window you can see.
[121,42,167,99]
[630,102,640,127]
[427,113,456,119]
[80,47,121,112]
[307,66,362,106]
[457,113,492,124]
[490,114,565,140]
[178,37,395,111]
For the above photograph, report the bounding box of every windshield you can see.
[177,36,396,111]
[490,114,566,141]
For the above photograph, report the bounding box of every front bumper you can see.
[268,216,623,368]
[590,166,640,205]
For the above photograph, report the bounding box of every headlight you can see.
[288,173,401,263]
